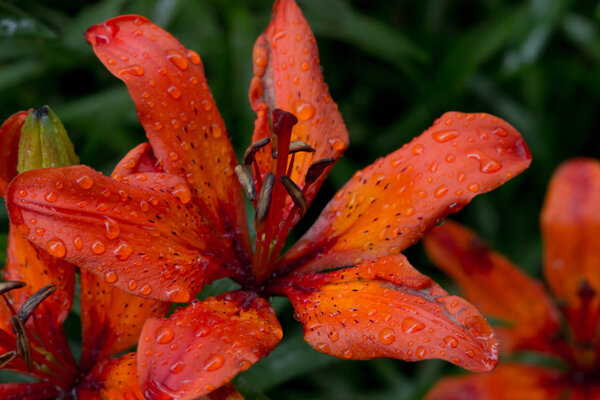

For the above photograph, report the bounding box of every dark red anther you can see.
[305,158,335,184]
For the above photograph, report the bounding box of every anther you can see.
[243,137,270,166]
[281,175,307,215]
[17,284,56,323]
[0,350,17,369]
[235,165,256,201]
[0,281,26,296]
[305,158,335,184]
[288,140,315,154]
[10,316,32,371]
[578,280,596,301]
[256,173,275,224]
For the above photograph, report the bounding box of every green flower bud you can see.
[17,106,79,173]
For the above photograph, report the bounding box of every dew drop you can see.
[118,65,145,77]
[186,49,201,65]
[328,138,345,151]
[128,279,138,290]
[155,326,175,344]
[45,238,66,258]
[204,354,225,371]
[412,144,424,156]
[18,189,27,197]
[239,359,251,371]
[140,284,152,296]
[328,330,339,342]
[45,192,58,203]
[167,85,182,100]
[315,342,330,353]
[467,150,502,174]
[211,123,222,138]
[434,185,449,198]
[113,241,133,261]
[73,236,83,251]
[104,270,118,283]
[166,284,191,303]
[468,183,479,193]
[76,174,94,189]
[91,240,106,255]
[165,49,188,71]
[443,336,458,348]
[171,183,192,204]
[292,98,315,120]
[103,217,120,240]
[378,328,396,345]
[432,130,458,143]
[401,317,425,333]
[170,361,186,374]
[416,346,427,359]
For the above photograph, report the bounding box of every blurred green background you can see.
[1,0,600,398]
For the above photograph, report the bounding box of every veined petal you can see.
[0,110,29,198]
[86,15,251,265]
[424,364,566,400]
[0,383,61,400]
[112,142,161,180]
[271,254,499,373]
[279,112,531,274]
[79,270,169,372]
[7,165,232,301]
[138,291,282,400]
[423,220,561,353]
[541,158,600,343]
[250,0,349,238]
[78,353,145,400]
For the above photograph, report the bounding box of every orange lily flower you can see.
[423,158,600,400]
[0,109,172,399]
[5,0,532,398]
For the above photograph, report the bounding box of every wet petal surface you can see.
[0,110,29,198]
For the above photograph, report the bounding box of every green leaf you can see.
[0,60,44,92]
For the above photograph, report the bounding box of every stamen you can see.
[306,158,335,184]
[0,281,26,296]
[243,137,271,166]
[17,284,56,323]
[10,316,32,371]
[288,140,315,154]
[0,350,17,369]
[281,175,307,215]
[235,165,257,201]
[256,173,275,225]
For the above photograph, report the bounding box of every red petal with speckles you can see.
[79,270,169,372]
[423,220,561,353]
[0,383,61,400]
[271,254,499,373]
[541,158,600,343]
[279,112,531,274]
[424,364,566,400]
[138,291,282,400]
[112,142,161,180]
[249,0,349,268]
[78,353,145,400]
[86,15,251,266]
[7,165,233,302]
[0,110,29,198]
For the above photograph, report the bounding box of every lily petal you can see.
[78,353,144,400]
[79,270,169,372]
[138,291,282,400]
[271,254,499,373]
[279,112,531,274]
[423,220,561,353]
[250,0,349,239]
[86,15,251,265]
[112,142,160,180]
[0,110,29,198]
[541,158,600,343]
[0,383,61,400]
[7,165,231,301]
[200,384,244,400]
[424,364,566,400]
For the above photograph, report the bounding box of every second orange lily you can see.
[5,0,532,398]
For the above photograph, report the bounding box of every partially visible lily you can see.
[5,1,532,399]
[423,158,600,400]
[0,107,171,399]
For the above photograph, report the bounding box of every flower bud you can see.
[17,106,79,173]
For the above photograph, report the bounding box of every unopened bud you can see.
[17,106,79,173]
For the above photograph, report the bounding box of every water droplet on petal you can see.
[73,236,83,250]
[416,346,427,359]
[444,336,458,348]
[412,144,424,156]
[328,330,339,342]
[155,326,175,344]
[378,328,396,345]
[434,185,449,198]
[432,129,458,143]
[103,217,120,240]
[401,317,425,333]
[91,240,106,255]
[211,123,222,138]
[166,284,191,303]
[170,361,186,374]
[292,99,315,120]
[45,192,58,203]
[128,279,138,290]
[45,238,66,258]
[113,241,133,261]
[76,174,94,189]
[167,86,182,100]
[171,183,192,204]
[118,65,145,77]
[18,189,27,197]
[165,49,188,71]
[140,284,152,296]
[204,354,225,371]
[186,49,201,65]
[467,150,502,174]
[104,270,118,283]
